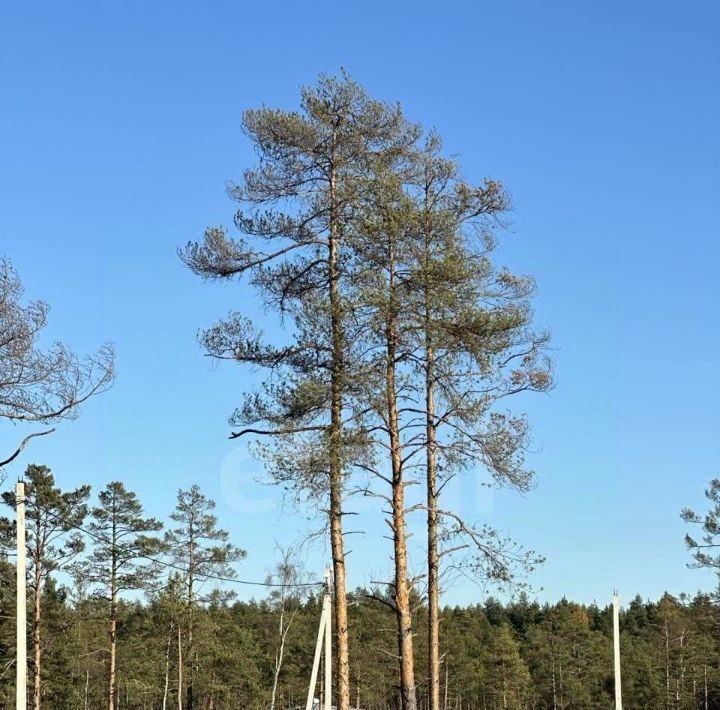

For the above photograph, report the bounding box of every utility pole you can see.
[16,480,27,710]
[306,569,333,710]
[305,603,326,710]
[613,591,623,710]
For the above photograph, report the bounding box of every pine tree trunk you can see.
[665,620,671,710]
[208,671,215,710]
[328,141,350,710]
[33,566,42,710]
[421,181,441,710]
[186,557,195,710]
[385,237,418,710]
[108,594,117,710]
[109,499,118,710]
[444,663,449,710]
[185,627,193,710]
[679,633,685,706]
[177,625,183,710]
[558,660,564,708]
[162,627,171,710]
[425,306,440,710]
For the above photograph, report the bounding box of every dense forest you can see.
[0,467,718,710]
[1,544,719,709]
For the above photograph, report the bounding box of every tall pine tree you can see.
[180,72,418,710]
[404,135,551,710]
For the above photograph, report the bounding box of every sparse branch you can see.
[0,428,55,469]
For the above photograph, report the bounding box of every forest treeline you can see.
[1,467,719,710]
[1,526,719,710]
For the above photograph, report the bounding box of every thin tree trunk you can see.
[558,660,564,709]
[84,668,90,710]
[270,600,290,710]
[186,546,195,710]
[33,565,41,710]
[385,235,417,710]
[665,620,671,710]
[109,497,118,710]
[679,632,685,708]
[443,664,449,710]
[328,139,350,710]
[109,504,119,710]
[177,625,183,710]
[422,175,441,710]
[162,626,171,710]
[108,594,117,710]
[185,623,193,710]
[424,253,440,710]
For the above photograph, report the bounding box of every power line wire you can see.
[1,497,323,589]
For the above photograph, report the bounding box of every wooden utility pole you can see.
[16,480,27,710]
[613,591,623,710]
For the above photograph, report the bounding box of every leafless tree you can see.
[0,257,114,472]
[267,544,308,710]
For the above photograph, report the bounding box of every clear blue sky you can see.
[2,1,719,606]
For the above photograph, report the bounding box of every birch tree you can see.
[266,546,306,710]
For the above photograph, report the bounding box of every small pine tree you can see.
[164,485,245,710]
[0,463,89,710]
[682,479,720,574]
[488,624,531,710]
[78,482,163,710]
